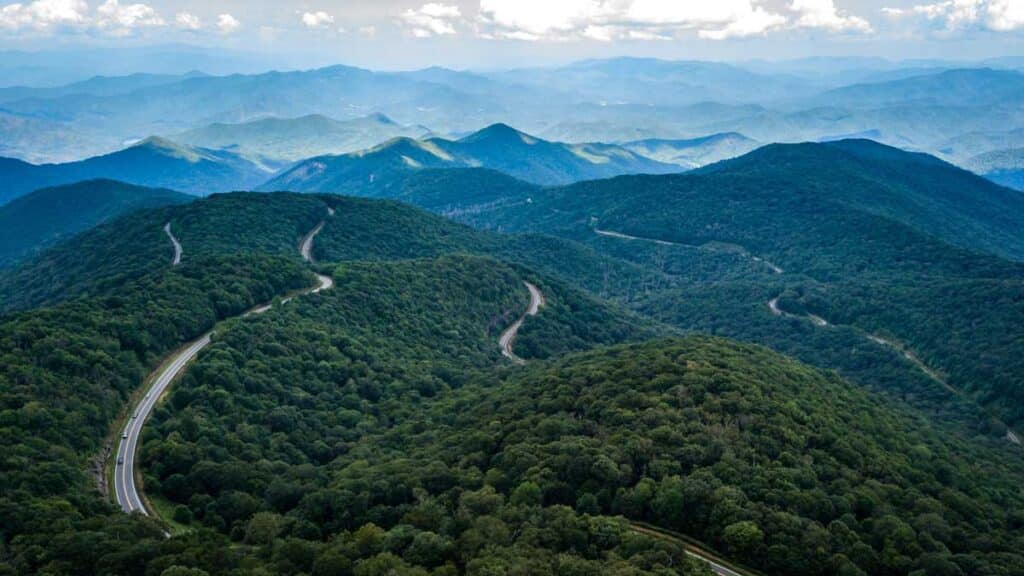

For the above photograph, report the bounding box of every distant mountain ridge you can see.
[621,133,761,168]
[261,123,682,191]
[0,136,276,203]
[173,113,432,162]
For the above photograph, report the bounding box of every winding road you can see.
[499,281,544,364]
[114,210,334,515]
[164,222,182,266]
[769,296,1022,446]
[594,227,783,274]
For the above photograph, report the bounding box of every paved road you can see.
[630,524,750,576]
[595,227,782,274]
[114,216,333,515]
[499,282,544,364]
[768,296,827,326]
[163,223,182,266]
[300,221,325,263]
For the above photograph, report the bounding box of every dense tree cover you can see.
[134,255,702,575]
[374,145,1024,429]
[0,253,315,574]
[0,179,191,267]
[145,324,1024,576]
[0,193,328,311]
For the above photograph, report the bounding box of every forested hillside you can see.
[348,142,1024,431]
[0,179,192,267]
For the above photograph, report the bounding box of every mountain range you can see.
[261,123,681,191]
[3,58,1024,172]
[171,113,431,162]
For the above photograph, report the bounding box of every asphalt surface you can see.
[163,222,182,265]
[114,216,333,515]
[115,333,210,514]
[499,281,544,364]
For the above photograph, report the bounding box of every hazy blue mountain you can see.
[937,128,1024,161]
[621,133,761,168]
[0,136,275,203]
[492,57,815,106]
[173,113,431,161]
[0,72,207,104]
[0,179,192,266]
[807,68,1024,109]
[965,148,1024,190]
[262,123,681,192]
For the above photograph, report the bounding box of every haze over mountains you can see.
[2,57,1024,190]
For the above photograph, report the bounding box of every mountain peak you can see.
[461,123,539,146]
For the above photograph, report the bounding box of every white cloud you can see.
[358,24,377,37]
[0,0,88,31]
[884,0,1024,32]
[400,2,460,37]
[987,0,1024,30]
[95,0,164,35]
[175,11,200,30]
[301,10,334,29]
[477,0,868,41]
[790,0,872,32]
[216,12,240,34]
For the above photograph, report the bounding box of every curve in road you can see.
[114,215,334,516]
[164,222,182,266]
[499,281,544,364]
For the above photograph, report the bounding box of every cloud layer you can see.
[884,0,1024,32]
[0,0,240,35]
[475,0,873,41]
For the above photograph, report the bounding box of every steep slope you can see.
[0,180,192,267]
[259,123,680,192]
[622,133,762,168]
[173,113,431,162]
[0,137,275,202]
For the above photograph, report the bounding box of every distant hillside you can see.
[261,123,680,192]
[809,68,1024,108]
[621,133,761,168]
[0,137,276,203]
[965,148,1024,190]
[173,113,431,162]
[0,180,191,267]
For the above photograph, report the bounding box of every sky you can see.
[0,0,1022,69]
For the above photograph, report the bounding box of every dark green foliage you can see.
[0,179,192,267]
[0,253,314,574]
[386,142,1024,428]
[0,192,328,311]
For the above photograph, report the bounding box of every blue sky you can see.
[1,0,1021,68]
